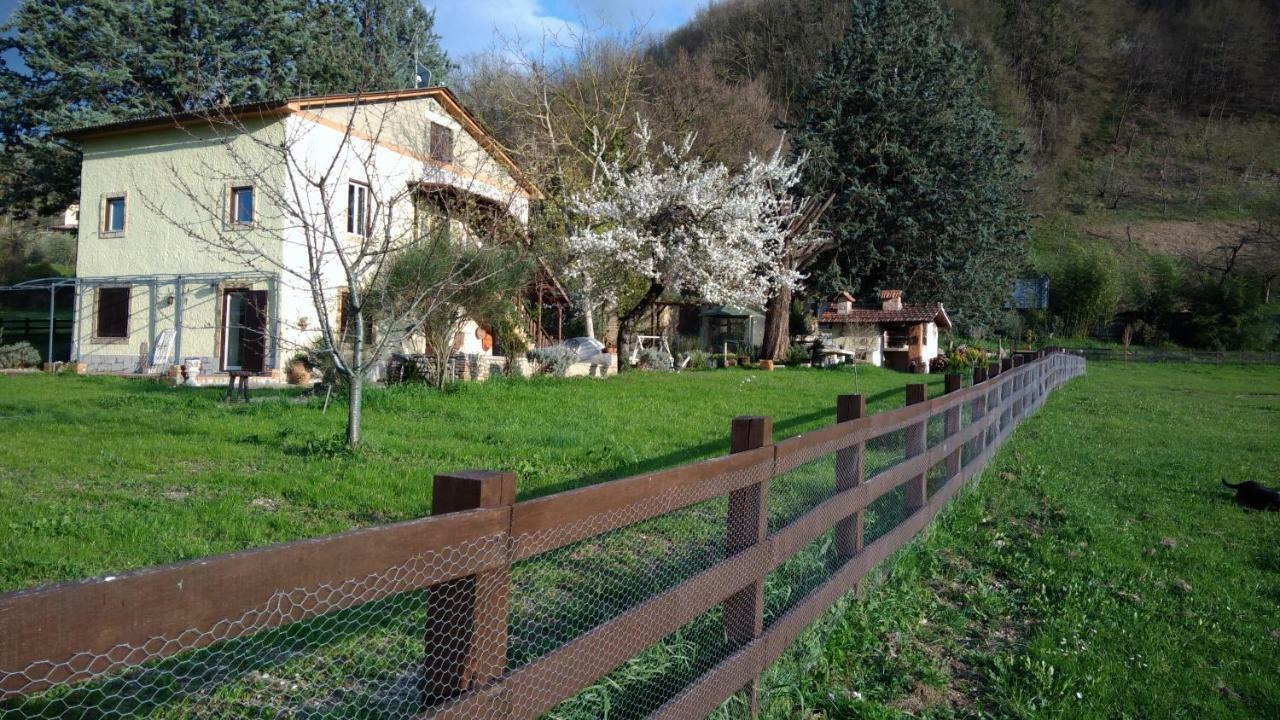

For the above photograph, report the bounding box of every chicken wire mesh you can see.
[1,358,1084,720]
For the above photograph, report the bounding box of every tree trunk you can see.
[615,282,664,370]
[582,286,596,341]
[347,314,365,447]
[347,373,363,447]
[760,284,793,361]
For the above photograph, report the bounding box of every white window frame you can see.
[347,180,371,238]
[101,192,128,237]
[229,184,255,227]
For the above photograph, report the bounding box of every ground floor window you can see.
[95,287,130,339]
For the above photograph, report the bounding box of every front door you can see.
[222,290,268,372]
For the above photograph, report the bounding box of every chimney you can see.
[834,291,855,314]
[880,289,903,311]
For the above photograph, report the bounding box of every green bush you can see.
[684,348,710,370]
[945,345,989,373]
[785,343,812,366]
[637,348,674,372]
[1050,249,1121,337]
[527,346,577,377]
[0,341,41,369]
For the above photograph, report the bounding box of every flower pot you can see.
[287,361,310,385]
[760,359,775,371]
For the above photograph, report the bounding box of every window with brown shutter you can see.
[429,122,453,163]
[96,287,130,339]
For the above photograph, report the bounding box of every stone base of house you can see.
[80,354,148,374]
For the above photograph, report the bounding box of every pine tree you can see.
[0,0,452,217]
[793,0,1028,330]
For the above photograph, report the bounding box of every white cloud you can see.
[428,0,701,61]
[429,0,583,61]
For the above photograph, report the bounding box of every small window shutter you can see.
[430,123,453,163]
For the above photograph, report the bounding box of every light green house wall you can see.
[74,118,287,373]
[72,92,533,378]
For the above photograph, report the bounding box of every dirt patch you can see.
[1084,220,1260,259]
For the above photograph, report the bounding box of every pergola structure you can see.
[0,271,274,366]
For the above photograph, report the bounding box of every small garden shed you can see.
[818,290,952,372]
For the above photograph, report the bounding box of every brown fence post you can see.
[835,395,866,562]
[971,367,988,454]
[1012,355,1024,418]
[423,470,516,707]
[904,384,928,512]
[725,416,772,716]
[944,374,962,480]
[986,362,1002,441]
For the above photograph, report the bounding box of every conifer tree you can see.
[793,0,1028,330]
[0,0,451,216]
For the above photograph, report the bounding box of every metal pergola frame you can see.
[0,271,275,365]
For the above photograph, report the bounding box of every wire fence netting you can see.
[0,356,1085,720]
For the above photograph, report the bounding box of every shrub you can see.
[785,343,812,366]
[527,346,577,377]
[929,354,949,373]
[684,348,710,370]
[637,348,674,371]
[1050,249,1121,337]
[945,345,989,373]
[0,341,41,369]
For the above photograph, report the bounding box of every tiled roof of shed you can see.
[820,303,952,329]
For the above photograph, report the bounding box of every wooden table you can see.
[226,370,254,402]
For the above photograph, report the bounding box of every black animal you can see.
[1222,479,1280,511]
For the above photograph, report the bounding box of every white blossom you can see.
[567,122,810,311]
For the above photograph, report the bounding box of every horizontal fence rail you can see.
[0,351,1086,719]
[1068,347,1279,364]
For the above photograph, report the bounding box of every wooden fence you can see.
[1070,347,1279,364]
[0,350,1085,719]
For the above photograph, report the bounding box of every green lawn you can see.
[0,365,942,592]
[755,361,1280,719]
[3,361,1278,718]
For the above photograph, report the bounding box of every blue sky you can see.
[1,1,703,74]
[430,0,701,59]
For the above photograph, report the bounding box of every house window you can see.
[230,185,254,225]
[347,181,370,237]
[95,287,130,339]
[429,122,453,163]
[102,194,126,234]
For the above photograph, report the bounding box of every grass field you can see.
[755,361,1280,719]
[2,361,1278,717]
[0,365,943,593]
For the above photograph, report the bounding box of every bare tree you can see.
[1180,222,1279,290]
[145,95,532,446]
[758,193,834,361]
[458,26,651,341]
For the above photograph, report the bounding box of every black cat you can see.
[1222,479,1280,511]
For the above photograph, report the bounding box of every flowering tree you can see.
[568,124,813,362]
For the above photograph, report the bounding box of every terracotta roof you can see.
[56,87,542,199]
[821,303,952,330]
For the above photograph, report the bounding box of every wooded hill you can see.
[657,0,1280,349]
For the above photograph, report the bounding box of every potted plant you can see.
[287,353,312,385]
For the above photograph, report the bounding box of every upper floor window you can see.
[347,181,370,238]
[430,122,453,164]
[102,194,126,235]
[230,185,254,225]
[95,286,130,339]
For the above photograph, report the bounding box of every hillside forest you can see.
[2,0,1278,352]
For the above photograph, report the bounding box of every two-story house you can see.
[59,87,555,380]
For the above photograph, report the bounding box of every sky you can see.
[429,0,701,59]
[0,0,704,74]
